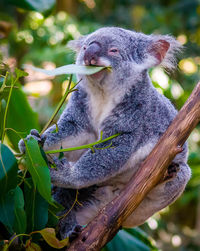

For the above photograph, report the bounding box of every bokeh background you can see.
[0,0,200,250]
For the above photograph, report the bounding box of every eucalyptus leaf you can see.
[34,228,69,249]
[26,241,42,251]
[13,186,27,234]
[24,64,109,76]
[25,138,52,204]
[0,189,16,233]
[0,100,6,139]
[47,200,64,228]
[7,0,55,13]
[6,86,40,152]
[0,143,18,197]
[103,228,157,251]
[24,178,48,232]
[15,68,28,79]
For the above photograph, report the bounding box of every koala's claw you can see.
[68,225,83,242]
[164,163,180,181]
[18,129,42,153]
[30,129,40,138]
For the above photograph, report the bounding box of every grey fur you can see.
[18,27,191,238]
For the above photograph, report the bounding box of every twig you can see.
[45,133,120,154]
[1,72,13,143]
[40,75,78,135]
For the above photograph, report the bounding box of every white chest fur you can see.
[87,85,121,131]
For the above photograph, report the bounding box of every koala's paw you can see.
[50,157,71,186]
[52,156,70,171]
[68,225,83,243]
[18,129,42,153]
[164,163,180,181]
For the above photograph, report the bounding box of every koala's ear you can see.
[145,35,182,70]
[67,35,87,52]
[148,39,170,64]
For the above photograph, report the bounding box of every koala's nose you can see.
[84,42,101,66]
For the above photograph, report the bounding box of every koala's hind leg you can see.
[122,162,191,228]
[52,187,79,239]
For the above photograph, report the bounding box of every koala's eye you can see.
[83,46,87,50]
[108,48,119,55]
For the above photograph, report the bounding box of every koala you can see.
[19,27,191,239]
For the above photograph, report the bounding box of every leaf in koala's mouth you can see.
[89,68,107,79]
[23,64,110,76]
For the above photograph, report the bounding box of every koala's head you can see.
[68,27,182,87]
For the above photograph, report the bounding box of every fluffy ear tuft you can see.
[67,36,87,52]
[147,35,183,71]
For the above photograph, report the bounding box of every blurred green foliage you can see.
[0,0,200,250]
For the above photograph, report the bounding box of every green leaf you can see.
[124,228,157,250]
[34,228,69,249]
[25,138,52,204]
[25,241,42,251]
[15,68,28,79]
[5,86,40,151]
[0,189,16,233]
[47,201,64,228]
[0,143,18,197]
[24,64,109,76]
[24,178,48,232]
[0,99,6,139]
[13,186,27,234]
[7,0,56,13]
[103,228,157,251]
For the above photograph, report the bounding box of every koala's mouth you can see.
[89,68,107,80]
[83,57,111,81]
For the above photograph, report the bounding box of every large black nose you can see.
[84,42,101,66]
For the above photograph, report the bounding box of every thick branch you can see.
[68,82,200,251]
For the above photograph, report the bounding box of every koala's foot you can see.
[164,163,180,181]
[18,129,45,153]
[68,225,83,242]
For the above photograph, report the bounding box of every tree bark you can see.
[68,82,200,251]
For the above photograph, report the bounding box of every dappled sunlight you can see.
[179,58,198,74]
[171,82,184,99]
[81,0,96,9]
[147,218,158,230]
[24,62,55,96]
[177,34,187,45]
[24,80,52,96]
[65,24,81,39]
[151,68,169,89]
[171,235,182,247]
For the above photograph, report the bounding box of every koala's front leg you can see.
[122,162,191,228]
[50,134,133,189]
[18,87,94,161]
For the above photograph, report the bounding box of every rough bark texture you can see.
[68,82,200,251]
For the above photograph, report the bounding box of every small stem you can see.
[8,234,30,249]
[40,75,75,135]
[1,72,14,143]
[45,133,120,154]
[15,153,23,157]
[0,71,8,92]
[59,190,79,219]
[17,169,27,187]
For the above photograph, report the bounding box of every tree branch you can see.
[68,82,200,251]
